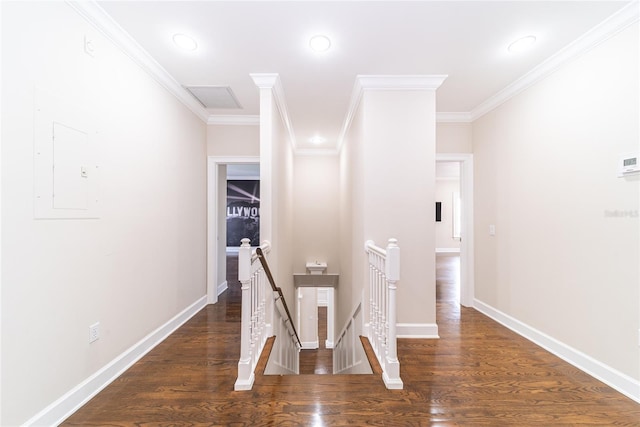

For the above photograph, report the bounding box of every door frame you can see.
[207,156,260,304]
[435,154,474,307]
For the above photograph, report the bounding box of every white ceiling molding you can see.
[250,73,297,149]
[207,115,260,126]
[66,1,209,123]
[336,77,365,153]
[337,74,449,152]
[470,1,639,121]
[436,112,473,123]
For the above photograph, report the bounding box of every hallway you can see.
[63,255,640,425]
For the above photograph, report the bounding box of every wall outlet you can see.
[89,322,100,343]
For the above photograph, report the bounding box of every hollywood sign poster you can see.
[227,180,260,247]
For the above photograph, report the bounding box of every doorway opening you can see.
[207,156,260,304]
[435,154,474,309]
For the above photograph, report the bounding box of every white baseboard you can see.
[25,296,208,426]
[325,340,334,349]
[301,340,319,350]
[217,280,228,296]
[474,299,640,404]
[436,248,460,254]
[396,323,439,339]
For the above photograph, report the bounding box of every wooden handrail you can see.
[255,247,302,347]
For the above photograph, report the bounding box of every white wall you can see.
[338,82,440,334]
[437,122,472,153]
[257,84,295,307]
[293,155,340,274]
[338,100,364,331]
[362,89,437,328]
[1,3,207,425]
[473,22,639,386]
[207,124,259,157]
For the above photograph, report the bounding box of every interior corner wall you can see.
[292,155,340,275]
[1,3,207,425]
[338,103,365,331]
[259,93,295,306]
[361,90,437,327]
[436,122,472,153]
[207,124,259,157]
[473,22,639,382]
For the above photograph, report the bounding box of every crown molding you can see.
[66,1,209,123]
[207,115,259,126]
[470,1,639,121]
[250,73,297,149]
[436,112,473,123]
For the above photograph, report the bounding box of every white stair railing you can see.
[235,238,301,389]
[333,301,366,374]
[365,238,403,389]
[234,238,271,391]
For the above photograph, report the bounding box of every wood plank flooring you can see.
[299,307,333,375]
[62,254,640,426]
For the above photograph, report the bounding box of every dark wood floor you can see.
[299,306,333,375]
[63,254,640,426]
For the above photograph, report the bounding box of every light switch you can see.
[81,166,88,178]
[489,225,496,236]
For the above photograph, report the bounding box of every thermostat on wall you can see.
[619,154,640,177]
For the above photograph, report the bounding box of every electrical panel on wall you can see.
[34,89,100,219]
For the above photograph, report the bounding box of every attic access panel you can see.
[185,86,242,109]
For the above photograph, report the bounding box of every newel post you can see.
[234,238,254,390]
[384,238,403,389]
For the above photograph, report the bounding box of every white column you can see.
[383,238,403,389]
[234,238,254,390]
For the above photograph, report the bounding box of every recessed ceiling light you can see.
[508,35,537,53]
[309,35,331,53]
[310,135,326,144]
[173,33,198,51]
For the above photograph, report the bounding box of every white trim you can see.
[233,374,255,391]
[207,115,259,126]
[250,73,297,149]
[470,2,639,121]
[0,2,3,423]
[396,323,439,339]
[383,372,404,390]
[338,74,448,152]
[301,340,320,350]
[207,156,260,305]
[24,296,208,427]
[217,280,228,296]
[65,1,209,123]
[474,299,640,404]
[436,248,460,254]
[436,176,461,182]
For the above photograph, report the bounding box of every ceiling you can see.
[97,1,633,151]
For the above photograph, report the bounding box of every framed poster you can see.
[227,180,260,247]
